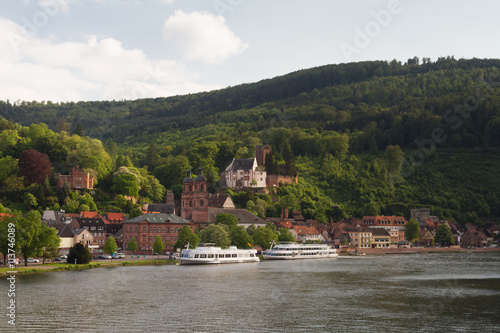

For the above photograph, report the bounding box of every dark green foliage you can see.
[434,224,454,246]
[67,243,92,264]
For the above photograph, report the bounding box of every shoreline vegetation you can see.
[2,247,500,277]
[0,259,177,277]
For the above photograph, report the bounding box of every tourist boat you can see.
[262,242,339,260]
[178,243,260,265]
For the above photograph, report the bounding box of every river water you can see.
[2,252,500,332]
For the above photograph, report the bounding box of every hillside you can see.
[0,57,499,224]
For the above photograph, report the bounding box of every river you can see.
[2,252,500,332]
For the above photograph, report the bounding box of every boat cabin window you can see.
[231,254,237,258]
[224,254,230,258]
[200,254,206,258]
[208,254,214,258]
[250,253,255,257]
[194,254,199,258]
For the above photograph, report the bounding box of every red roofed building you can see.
[81,211,102,219]
[291,225,323,243]
[107,212,124,224]
[362,216,408,245]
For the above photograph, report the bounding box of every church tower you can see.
[181,168,208,222]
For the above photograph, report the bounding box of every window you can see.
[171,236,174,242]
[90,226,96,230]
[143,226,146,232]
[162,236,165,241]
[142,235,146,241]
[150,227,152,232]
[189,201,192,207]
[154,227,157,232]
[163,227,165,232]
[149,236,152,241]
[200,200,204,207]
[175,227,178,232]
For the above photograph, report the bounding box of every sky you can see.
[1,0,499,103]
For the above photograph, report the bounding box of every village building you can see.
[122,213,195,253]
[362,216,408,245]
[57,165,94,190]
[461,228,488,248]
[70,217,108,253]
[371,228,391,248]
[343,226,373,249]
[418,229,435,247]
[206,208,268,229]
[290,225,323,243]
[107,212,125,224]
[53,223,98,255]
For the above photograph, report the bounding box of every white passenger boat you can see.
[262,242,338,260]
[178,243,260,265]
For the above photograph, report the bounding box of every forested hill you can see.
[1,57,500,224]
[1,57,500,150]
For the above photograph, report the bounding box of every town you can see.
[2,145,498,266]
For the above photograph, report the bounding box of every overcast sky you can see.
[1,0,499,102]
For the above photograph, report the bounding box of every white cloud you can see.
[162,10,248,64]
[0,18,217,102]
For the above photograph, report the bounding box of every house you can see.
[57,165,94,190]
[371,228,391,248]
[418,229,435,247]
[81,211,102,219]
[53,223,98,255]
[122,213,195,253]
[343,226,373,249]
[461,229,488,248]
[290,225,323,243]
[42,209,73,224]
[71,217,108,253]
[362,216,408,245]
[221,157,267,189]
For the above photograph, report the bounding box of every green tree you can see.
[67,243,92,264]
[200,224,231,248]
[129,208,143,219]
[246,224,257,236]
[103,236,118,260]
[385,145,404,184]
[111,173,139,198]
[0,214,20,265]
[42,247,59,264]
[153,235,164,258]
[253,226,278,249]
[18,211,60,266]
[434,224,453,246]
[404,219,420,243]
[127,237,138,252]
[230,226,253,249]
[278,228,295,242]
[215,213,238,231]
[174,226,200,252]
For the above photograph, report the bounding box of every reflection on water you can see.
[1,253,499,332]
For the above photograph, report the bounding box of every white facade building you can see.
[222,157,267,189]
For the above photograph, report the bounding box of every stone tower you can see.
[181,168,208,222]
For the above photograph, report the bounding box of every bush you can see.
[67,243,92,264]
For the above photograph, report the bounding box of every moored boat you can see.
[262,242,338,260]
[178,243,260,265]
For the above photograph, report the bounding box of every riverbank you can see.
[0,259,177,277]
[340,246,500,255]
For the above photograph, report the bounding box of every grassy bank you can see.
[0,259,177,277]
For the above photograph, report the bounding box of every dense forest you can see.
[0,57,499,225]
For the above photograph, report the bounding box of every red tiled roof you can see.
[81,211,101,218]
[107,212,124,221]
[362,216,408,226]
[279,221,293,229]
[293,225,320,235]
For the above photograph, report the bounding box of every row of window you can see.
[84,226,104,231]
[136,235,179,242]
[126,226,181,233]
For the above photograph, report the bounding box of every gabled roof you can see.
[225,158,255,172]
[292,225,320,235]
[74,217,107,227]
[207,208,267,225]
[362,216,408,226]
[107,212,125,221]
[123,213,190,224]
[54,223,75,238]
[147,204,175,214]
[371,228,390,236]
[81,211,101,218]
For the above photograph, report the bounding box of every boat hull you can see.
[178,258,260,265]
[262,254,338,260]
